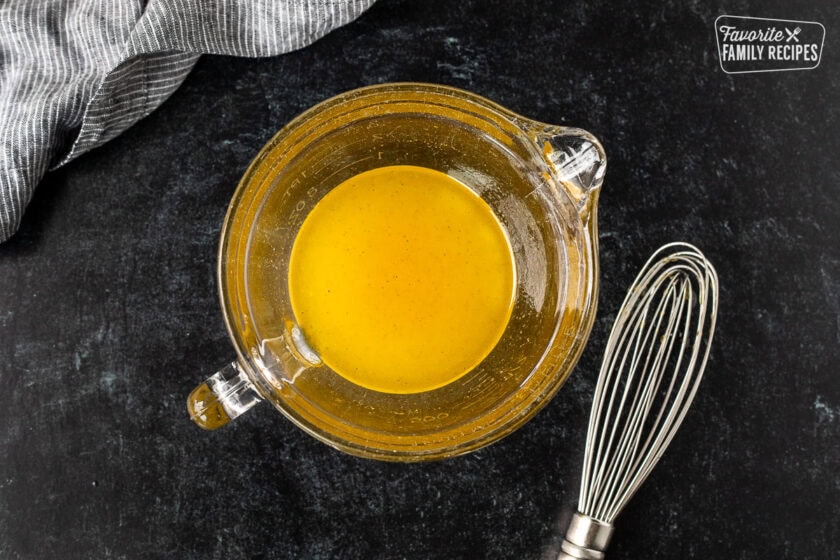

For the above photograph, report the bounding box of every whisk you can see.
[558,242,719,560]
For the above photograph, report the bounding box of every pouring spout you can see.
[531,125,606,222]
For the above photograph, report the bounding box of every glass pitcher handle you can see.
[187,361,262,430]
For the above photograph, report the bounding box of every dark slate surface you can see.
[1,1,838,558]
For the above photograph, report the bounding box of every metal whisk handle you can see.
[557,512,614,560]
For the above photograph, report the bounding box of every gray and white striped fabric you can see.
[0,0,375,243]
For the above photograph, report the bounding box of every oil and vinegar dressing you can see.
[288,165,516,394]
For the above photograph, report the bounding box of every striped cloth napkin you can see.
[0,0,375,243]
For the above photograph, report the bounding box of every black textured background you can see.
[1,1,839,558]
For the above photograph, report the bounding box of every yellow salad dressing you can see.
[288,165,516,394]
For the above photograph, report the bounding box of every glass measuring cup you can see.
[187,83,606,461]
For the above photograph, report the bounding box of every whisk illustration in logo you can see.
[715,15,825,73]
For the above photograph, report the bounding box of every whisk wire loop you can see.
[574,241,718,532]
[591,275,688,520]
[605,276,694,520]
